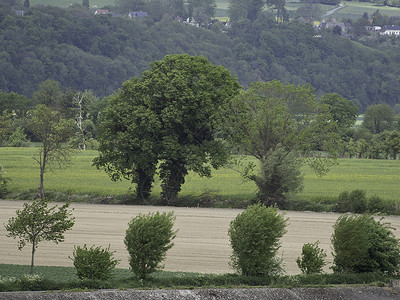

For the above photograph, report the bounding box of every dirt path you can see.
[1,201,400,275]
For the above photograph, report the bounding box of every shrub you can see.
[228,203,287,276]
[367,195,388,214]
[252,147,303,208]
[0,165,11,197]
[296,241,327,274]
[7,127,30,147]
[124,211,176,279]
[331,214,400,274]
[336,189,367,213]
[70,244,119,280]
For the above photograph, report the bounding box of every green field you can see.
[1,147,399,202]
[330,1,400,20]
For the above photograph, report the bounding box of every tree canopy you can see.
[223,80,338,206]
[94,54,241,202]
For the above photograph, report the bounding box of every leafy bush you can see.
[296,241,327,274]
[228,203,287,276]
[367,195,388,214]
[124,211,177,279]
[331,214,400,274]
[252,147,303,208]
[7,127,30,147]
[70,244,119,280]
[335,189,367,213]
[0,165,11,197]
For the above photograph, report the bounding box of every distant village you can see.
[13,6,400,37]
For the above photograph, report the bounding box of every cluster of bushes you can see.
[335,189,396,215]
[286,189,399,215]
[3,203,399,292]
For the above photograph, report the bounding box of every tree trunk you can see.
[136,168,154,201]
[30,241,36,275]
[38,169,44,199]
[161,161,187,204]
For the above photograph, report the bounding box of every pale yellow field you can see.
[1,201,400,275]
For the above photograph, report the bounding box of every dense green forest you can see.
[0,0,400,110]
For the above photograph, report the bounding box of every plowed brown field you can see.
[1,201,400,275]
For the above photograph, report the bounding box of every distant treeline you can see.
[1,2,400,110]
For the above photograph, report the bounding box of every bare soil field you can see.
[1,200,400,275]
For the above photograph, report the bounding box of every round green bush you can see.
[125,211,176,279]
[296,241,327,274]
[71,244,119,280]
[228,203,287,276]
[331,214,400,274]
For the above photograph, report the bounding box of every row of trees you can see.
[93,54,344,207]
[2,54,400,206]
[1,2,400,109]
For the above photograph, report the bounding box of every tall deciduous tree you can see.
[223,80,338,207]
[94,54,240,203]
[187,0,216,24]
[320,93,358,136]
[5,199,75,275]
[228,0,264,22]
[362,104,395,134]
[27,105,75,199]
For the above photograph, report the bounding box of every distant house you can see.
[128,11,148,18]
[15,10,24,16]
[380,25,400,36]
[94,9,109,15]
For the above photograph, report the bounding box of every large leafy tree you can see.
[94,54,240,202]
[223,80,338,207]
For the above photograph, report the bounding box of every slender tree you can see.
[27,105,75,199]
[6,199,75,275]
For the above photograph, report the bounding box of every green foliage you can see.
[5,199,75,275]
[252,146,303,208]
[224,80,338,207]
[367,195,388,214]
[331,214,400,274]
[7,127,30,147]
[28,104,75,199]
[228,203,287,276]
[362,104,395,134]
[95,54,240,203]
[0,111,13,146]
[320,93,358,135]
[0,164,11,197]
[296,241,327,274]
[336,189,367,213]
[124,211,177,279]
[0,263,393,292]
[1,4,400,111]
[70,244,119,280]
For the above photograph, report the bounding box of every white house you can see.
[380,25,400,36]
[128,11,148,18]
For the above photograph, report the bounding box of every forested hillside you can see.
[1,1,400,110]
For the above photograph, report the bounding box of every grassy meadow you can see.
[1,147,399,204]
